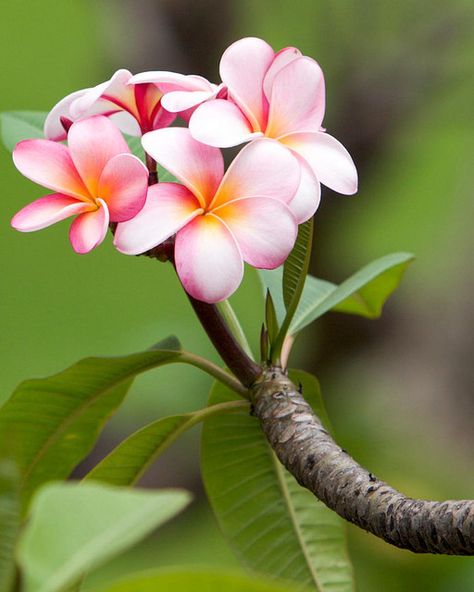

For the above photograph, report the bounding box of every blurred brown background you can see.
[1,1,473,590]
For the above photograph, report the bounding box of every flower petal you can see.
[281,131,358,194]
[266,57,325,138]
[189,99,262,148]
[130,71,215,92]
[97,153,148,222]
[287,156,321,223]
[162,90,217,112]
[220,37,275,131]
[142,128,223,207]
[263,46,302,101]
[114,183,202,255]
[13,139,89,200]
[175,214,243,303]
[69,198,109,254]
[11,194,94,232]
[211,139,300,209]
[67,116,130,197]
[44,89,87,141]
[70,69,135,119]
[214,197,297,269]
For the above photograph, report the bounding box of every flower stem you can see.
[186,294,262,389]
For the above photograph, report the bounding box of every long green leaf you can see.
[0,337,186,512]
[283,219,314,312]
[85,400,248,486]
[260,252,414,335]
[96,568,311,592]
[0,110,177,182]
[0,460,20,592]
[201,371,354,592]
[271,220,313,361]
[291,252,414,333]
[17,482,191,592]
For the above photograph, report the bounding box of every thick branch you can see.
[251,367,474,555]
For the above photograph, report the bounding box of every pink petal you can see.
[189,99,262,148]
[97,154,148,222]
[281,131,358,194]
[175,214,243,303]
[130,71,215,92]
[142,128,223,207]
[44,89,87,141]
[263,47,302,101]
[67,116,130,197]
[13,139,89,200]
[161,90,217,112]
[266,57,325,138]
[69,199,109,254]
[220,37,275,131]
[114,183,202,255]
[287,156,321,223]
[133,83,176,131]
[70,69,136,119]
[211,139,300,209]
[107,110,142,136]
[214,197,297,269]
[11,194,94,232]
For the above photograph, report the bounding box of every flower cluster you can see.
[11,37,357,303]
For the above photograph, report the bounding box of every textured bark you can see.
[251,367,474,555]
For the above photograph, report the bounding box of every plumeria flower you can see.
[115,128,300,303]
[188,37,358,221]
[12,116,148,254]
[129,71,222,121]
[44,69,176,141]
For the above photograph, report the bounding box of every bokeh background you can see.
[1,1,474,590]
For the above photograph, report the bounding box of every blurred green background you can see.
[1,1,473,590]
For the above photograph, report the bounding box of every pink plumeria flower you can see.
[12,116,148,254]
[44,69,176,141]
[188,37,358,222]
[114,128,300,303]
[129,71,222,121]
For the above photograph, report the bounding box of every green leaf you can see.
[0,337,185,513]
[0,110,177,182]
[85,400,248,486]
[260,252,414,336]
[201,370,354,592]
[95,568,311,592]
[291,252,414,333]
[0,111,46,151]
[0,460,20,592]
[282,219,314,312]
[271,220,313,361]
[17,482,191,592]
[265,290,279,346]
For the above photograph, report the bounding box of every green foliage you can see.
[17,482,191,592]
[95,568,311,592]
[264,290,279,347]
[85,400,248,486]
[0,460,20,592]
[201,371,354,592]
[0,337,184,513]
[0,111,177,182]
[0,111,46,150]
[260,252,414,337]
[291,252,414,333]
[282,219,314,312]
[270,219,313,360]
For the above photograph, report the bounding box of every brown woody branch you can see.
[250,367,474,555]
